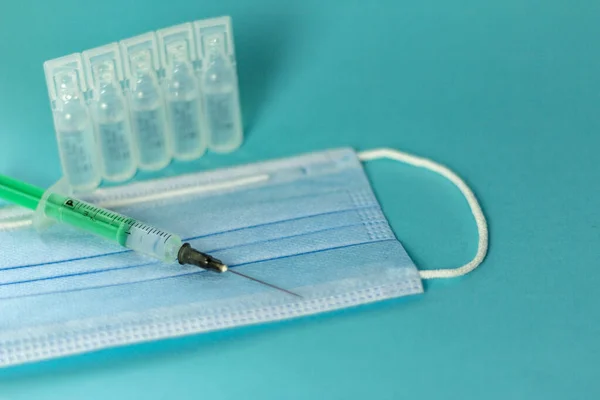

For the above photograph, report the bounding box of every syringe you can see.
[0,173,227,272]
[0,174,303,297]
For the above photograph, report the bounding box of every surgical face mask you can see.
[0,148,488,367]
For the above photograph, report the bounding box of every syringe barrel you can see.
[41,193,182,263]
[124,221,182,263]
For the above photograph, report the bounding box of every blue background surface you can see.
[1,0,599,398]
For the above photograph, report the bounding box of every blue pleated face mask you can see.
[0,148,488,366]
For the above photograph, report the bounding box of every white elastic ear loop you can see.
[358,148,489,279]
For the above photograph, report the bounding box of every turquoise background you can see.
[1,0,599,398]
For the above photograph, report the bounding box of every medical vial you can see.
[129,51,171,170]
[201,35,243,153]
[164,42,206,160]
[91,61,137,181]
[52,71,101,192]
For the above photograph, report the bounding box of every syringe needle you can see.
[229,269,303,298]
[178,244,301,298]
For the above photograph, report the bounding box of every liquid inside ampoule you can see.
[92,61,137,181]
[129,51,171,170]
[53,71,101,192]
[164,41,206,160]
[202,35,242,153]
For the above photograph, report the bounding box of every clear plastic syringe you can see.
[0,174,305,296]
[0,174,226,272]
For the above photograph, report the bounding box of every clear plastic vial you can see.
[163,41,206,160]
[52,70,101,192]
[90,61,137,181]
[201,34,243,153]
[128,51,171,170]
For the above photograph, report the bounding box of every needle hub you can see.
[178,243,228,272]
